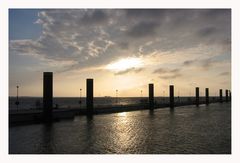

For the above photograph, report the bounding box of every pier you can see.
[9,72,231,125]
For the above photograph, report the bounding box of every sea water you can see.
[9,102,231,154]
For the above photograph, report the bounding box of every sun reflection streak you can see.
[108,111,140,153]
[118,112,127,117]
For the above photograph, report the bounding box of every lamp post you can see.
[163,91,165,103]
[79,88,82,108]
[15,85,20,111]
[116,89,118,104]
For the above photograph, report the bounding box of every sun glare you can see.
[106,57,143,71]
[118,112,127,117]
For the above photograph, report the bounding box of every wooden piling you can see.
[86,79,94,115]
[43,72,53,122]
[149,83,154,109]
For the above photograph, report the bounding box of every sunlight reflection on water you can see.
[9,103,231,154]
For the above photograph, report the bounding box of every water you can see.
[9,102,231,154]
[9,96,219,110]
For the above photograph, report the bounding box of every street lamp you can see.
[15,85,20,111]
[116,89,118,104]
[79,88,82,108]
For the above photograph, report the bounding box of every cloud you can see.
[125,9,167,19]
[197,26,217,37]
[158,73,182,80]
[81,10,108,25]
[114,67,143,75]
[153,67,182,80]
[153,68,180,74]
[10,9,231,73]
[219,71,230,76]
[127,21,160,38]
[183,59,196,66]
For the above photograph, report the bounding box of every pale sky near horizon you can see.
[9,9,231,97]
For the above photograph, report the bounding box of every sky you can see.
[9,9,231,97]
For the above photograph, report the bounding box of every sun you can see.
[106,57,143,71]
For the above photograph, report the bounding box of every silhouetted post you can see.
[43,72,53,122]
[79,88,82,108]
[116,89,118,104]
[229,90,231,101]
[15,85,20,111]
[219,89,223,103]
[148,84,154,109]
[205,88,209,105]
[86,79,94,115]
[195,87,199,107]
[225,89,228,102]
[170,85,174,108]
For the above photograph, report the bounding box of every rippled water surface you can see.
[9,103,231,154]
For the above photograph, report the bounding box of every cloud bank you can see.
[10,9,231,73]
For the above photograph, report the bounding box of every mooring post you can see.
[170,85,174,108]
[225,89,228,102]
[219,89,223,103]
[148,83,154,109]
[229,90,231,101]
[86,79,94,115]
[205,88,209,105]
[196,87,199,107]
[43,72,53,122]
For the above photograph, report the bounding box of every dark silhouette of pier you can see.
[220,89,223,103]
[10,72,231,125]
[169,85,174,109]
[226,89,229,102]
[148,84,154,109]
[205,88,209,105]
[43,72,53,122]
[195,87,199,107]
[86,79,94,116]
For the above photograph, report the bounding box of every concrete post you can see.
[86,79,94,115]
[170,85,174,108]
[225,89,228,102]
[148,84,154,109]
[43,72,53,121]
[205,88,209,105]
[196,87,199,107]
[229,90,231,101]
[219,89,223,103]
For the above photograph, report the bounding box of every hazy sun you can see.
[106,57,143,71]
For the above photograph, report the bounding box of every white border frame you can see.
[1,0,240,163]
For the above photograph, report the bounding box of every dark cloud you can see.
[197,26,217,37]
[125,9,167,20]
[203,9,231,19]
[127,21,159,38]
[153,68,180,74]
[170,69,180,73]
[81,10,108,25]
[219,71,230,76]
[153,67,182,80]
[200,58,214,69]
[183,59,196,66]
[114,67,143,75]
[153,68,168,74]
[118,41,129,50]
[158,73,182,80]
